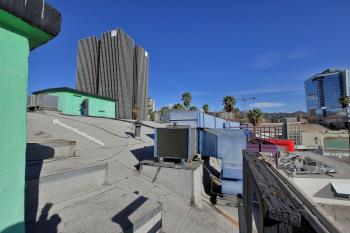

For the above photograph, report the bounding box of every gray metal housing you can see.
[154,127,197,160]
[27,94,58,110]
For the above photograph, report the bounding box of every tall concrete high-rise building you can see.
[76,36,100,95]
[134,46,149,120]
[99,29,135,119]
[75,28,149,120]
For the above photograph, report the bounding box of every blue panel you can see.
[200,129,247,162]
[222,165,242,180]
[168,110,239,129]
[219,129,246,164]
[168,111,199,127]
[200,129,246,195]
[200,130,218,157]
[222,179,242,195]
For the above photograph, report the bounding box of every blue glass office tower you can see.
[305,69,350,127]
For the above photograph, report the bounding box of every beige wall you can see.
[302,131,348,147]
[302,132,324,147]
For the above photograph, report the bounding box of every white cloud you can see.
[248,52,280,70]
[286,49,311,60]
[248,49,311,70]
[191,91,210,97]
[232,87,304,96]
[250,102,286,108]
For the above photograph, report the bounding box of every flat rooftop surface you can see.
[285,152,350,233]
[299,151,350,179]
[27,112,237,233]
[322,205,350,233]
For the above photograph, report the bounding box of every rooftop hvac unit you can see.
[154,127,197,161]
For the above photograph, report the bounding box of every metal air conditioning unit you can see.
[154,126,197,161]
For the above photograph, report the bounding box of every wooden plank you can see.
[243,151,302,227]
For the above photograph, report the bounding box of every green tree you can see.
[247,108,264,126]
[132,106,139,120]
[202,104,209,113]
[233,107,241,119]
[223,96,236,112]
[182,92,192,108]
[160,106,169,116]
[339,96,350,160]
[339,96,350,108]
[172,103,185,110]
[148,109,155,121]
[189,105,197,111]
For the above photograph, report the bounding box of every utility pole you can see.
[238,96,256,119]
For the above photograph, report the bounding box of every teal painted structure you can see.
[0,25,29,233]
[0,3,61,232]
[33,87,118,119]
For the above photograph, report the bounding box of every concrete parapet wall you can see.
[140,161,203,207]
[26,140,76,161]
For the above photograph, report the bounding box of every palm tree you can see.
[189,105,197,111]
[132,106,139,120]
[172,103,185,110]
[148,109,155,121]
[247,108,263,126]
[339,96,350,159]
[160,106,169,116]
[339,96,350,108]
[202,104,209,113]
[233,108,241,119]
[159,106,170,122]
[182,92,192,109]
[223,96,236,112]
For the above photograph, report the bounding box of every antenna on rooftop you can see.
[238,96,256,119]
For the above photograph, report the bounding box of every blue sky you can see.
[29,0,350,113]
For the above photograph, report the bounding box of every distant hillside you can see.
[264,111,306,122]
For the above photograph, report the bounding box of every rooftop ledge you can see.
[0,0,61,50]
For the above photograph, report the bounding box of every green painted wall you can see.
[0,27,29,233]
[0,7,58,232]
[0,9,53,50]
[324,137,349,150]
[88,97,117,118]
[46,91,117,118]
